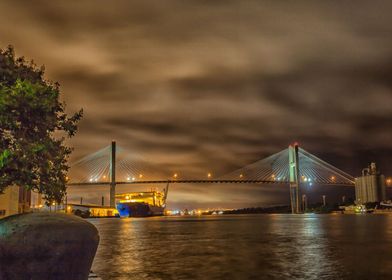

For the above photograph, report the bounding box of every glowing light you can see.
[94,178,98,182]
[103,175,106,179]
[331,176,336,181]
[127,177,131,181]
[65,176,69,181]
[386,178,392,185]
[132,177,136,181]
[207,173,212,178]
[139,174,143,179]
[52,202,55,206]
[239,174,244,179]
[89,178,93,182]
[173,173,178,179]
[125,195,130,200]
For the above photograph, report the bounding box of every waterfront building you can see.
[38,203,118,217]
[0,186,31,218]
[65,204,118,217]
[355,163,386,204]
[30,192,43,209]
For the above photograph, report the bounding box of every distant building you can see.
[0,186,31,218]
[65,204,118,218]
[30,192,43,209]
[355,163,386,204]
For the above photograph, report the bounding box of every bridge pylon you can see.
[289,143,301,214]
[109,140,116,208]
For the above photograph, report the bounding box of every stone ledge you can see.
[0,212,99,280]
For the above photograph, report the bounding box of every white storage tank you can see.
[355,163,386,204]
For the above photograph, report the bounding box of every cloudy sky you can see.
[1,1,391,208]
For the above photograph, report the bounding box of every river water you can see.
[89,214,392,280]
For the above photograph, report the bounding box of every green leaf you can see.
[0,149,11,168]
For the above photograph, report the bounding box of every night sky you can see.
[1,1,391,209]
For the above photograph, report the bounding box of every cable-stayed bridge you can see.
[67,142,355,213]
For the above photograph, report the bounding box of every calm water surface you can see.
[89,214,392,280]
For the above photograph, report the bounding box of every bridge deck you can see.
[67,179,354,187]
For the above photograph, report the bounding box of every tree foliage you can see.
[0,45,82,203]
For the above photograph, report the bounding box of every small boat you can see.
[380,201,392,208]
[115,185,169,217]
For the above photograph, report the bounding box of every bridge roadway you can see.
[67,179,354,187]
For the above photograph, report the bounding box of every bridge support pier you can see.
[110,141,116,208]
[289,143,301,214]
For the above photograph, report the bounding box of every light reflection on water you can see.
[89,214,392,280]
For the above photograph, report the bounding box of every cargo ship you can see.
[115,186,169,217]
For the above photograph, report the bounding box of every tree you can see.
[0,45,83,204]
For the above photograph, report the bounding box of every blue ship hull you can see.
[116,202,165,217]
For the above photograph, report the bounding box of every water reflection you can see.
[90,215,392,280]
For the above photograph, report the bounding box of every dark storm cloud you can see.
[1,0,391,208]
